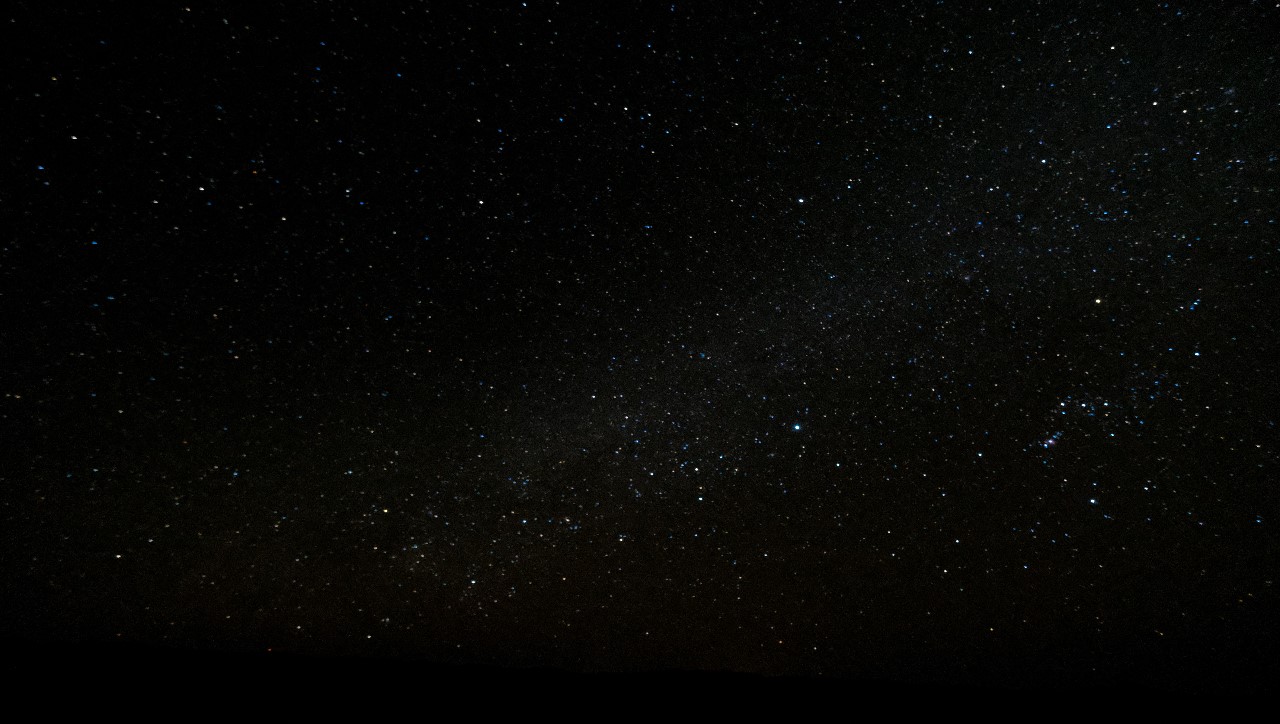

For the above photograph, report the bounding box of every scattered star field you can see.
[4,1,1278,691]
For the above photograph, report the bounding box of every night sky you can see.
[5,1,1278,691]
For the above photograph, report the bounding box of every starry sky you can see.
[4,1,1278,690]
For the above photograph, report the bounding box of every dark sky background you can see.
[4,1,1278,690]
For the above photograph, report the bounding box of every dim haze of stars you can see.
[3,0,1278,695]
